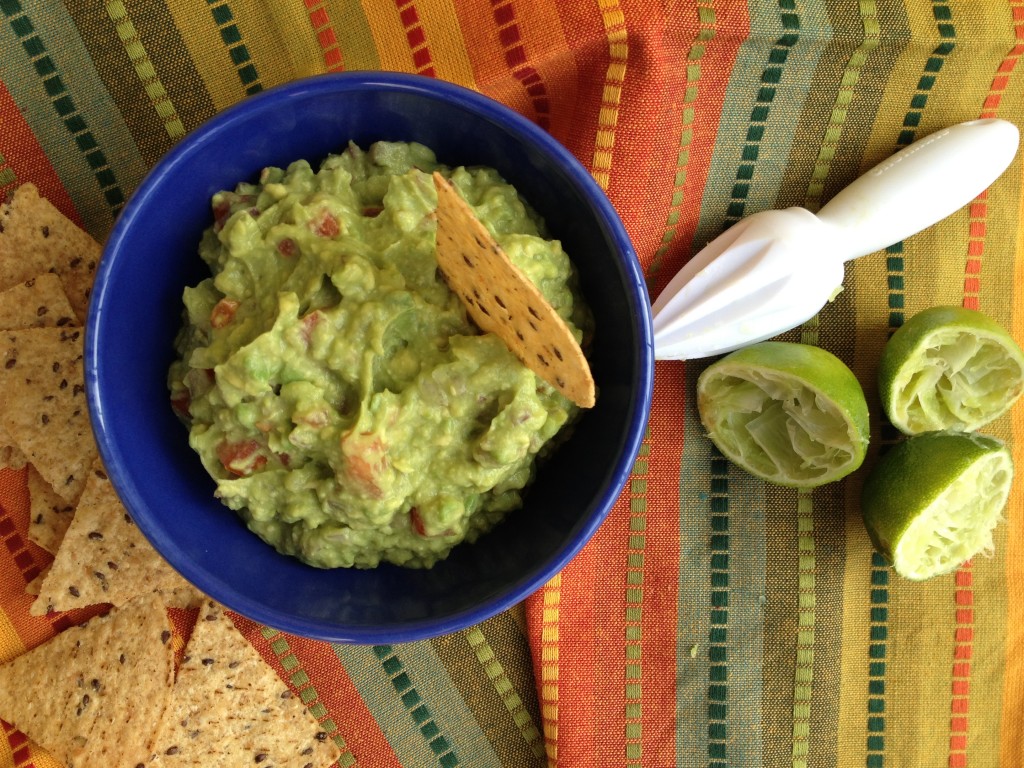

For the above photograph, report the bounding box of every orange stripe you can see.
[638,372,687,762]
[303,0,345,72]
[453,0,567,131]
[528,536,600,767]
[963,19,1024,766]
[585,386,685,765]
[947,562,973,768]
[0,79,80,224]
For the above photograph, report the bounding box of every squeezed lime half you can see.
[861,430,1013,580]
[879,306,1024,434]
[696,341,870,488]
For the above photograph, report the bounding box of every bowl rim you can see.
[86,71,655,642]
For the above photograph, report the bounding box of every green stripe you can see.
[721,0,801,230]
[706,449,730,768]
[648,0,717,291]
[334,641,505,767]
[429,610,546,766]
[786,5,881,761]
[373,645,460,767]
[0,0,149,239]
[866,552,890,767]
[803,0,880,212]
[206,0,262,95]
[461,625,547,763]
[689,0,825,252]
[0,0,128,217]
[624,433,650,767]
[0,151,16,188]
[677,366,768,767]
[790,490,815,768]
[885,0,956,335]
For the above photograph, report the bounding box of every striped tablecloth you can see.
[2,1,1023,766]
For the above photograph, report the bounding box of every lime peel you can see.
[880,306,1024,434]
[862,430,1013,581]
[697,342,869,488]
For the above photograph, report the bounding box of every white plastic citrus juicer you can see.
[651,118,1021,360]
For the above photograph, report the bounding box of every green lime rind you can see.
[879,305,1024,435]
[696,341,870,488]
[861,430,1013,581]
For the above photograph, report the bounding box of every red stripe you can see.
[948,32,1024,766]
[0,79,81,225]
[4,721,38,768]
[395,0,436,77]
[489,0,551,128]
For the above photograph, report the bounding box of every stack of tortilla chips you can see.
[0,185,341,768]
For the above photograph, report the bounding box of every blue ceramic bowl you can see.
[87,72,653,643]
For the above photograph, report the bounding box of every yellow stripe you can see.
[164,2,247,111]
[464,627,547,761]
[539,573,561,765]
[591,0,628,190]
[104,0,186,141]
[414,0,476,86]
[361,0,476,87]
[0,608,26,665]
[231,1,309,87]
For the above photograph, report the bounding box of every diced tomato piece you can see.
[210,298,239,329]
[311,210,340,237]
[297,409,328,428]
[277,452,291,468]
[409,506,454,538]
[300,311,322,346]
[276,237,298,258]
[216,440,267,477]
[339,430,387,498]
[170,392,190,419]
[361,205,383,217]
[212,200,231,231]
[410,507,426,536]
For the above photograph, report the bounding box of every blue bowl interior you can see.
[87,73,653,643]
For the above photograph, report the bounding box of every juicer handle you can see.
[815,118,1019,261]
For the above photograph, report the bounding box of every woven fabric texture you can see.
[2,1,1023,767]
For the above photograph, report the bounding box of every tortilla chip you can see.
[0,183,101,323]
[149,600,341,768]
[31,459,203,615]
[0,421,28,470]
[432,172,595,408]
[0,272,78,330]
[0,327,95,502]
[27,463,76,554]
[0,594,175,768]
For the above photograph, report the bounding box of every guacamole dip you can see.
[169,141,592,569]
